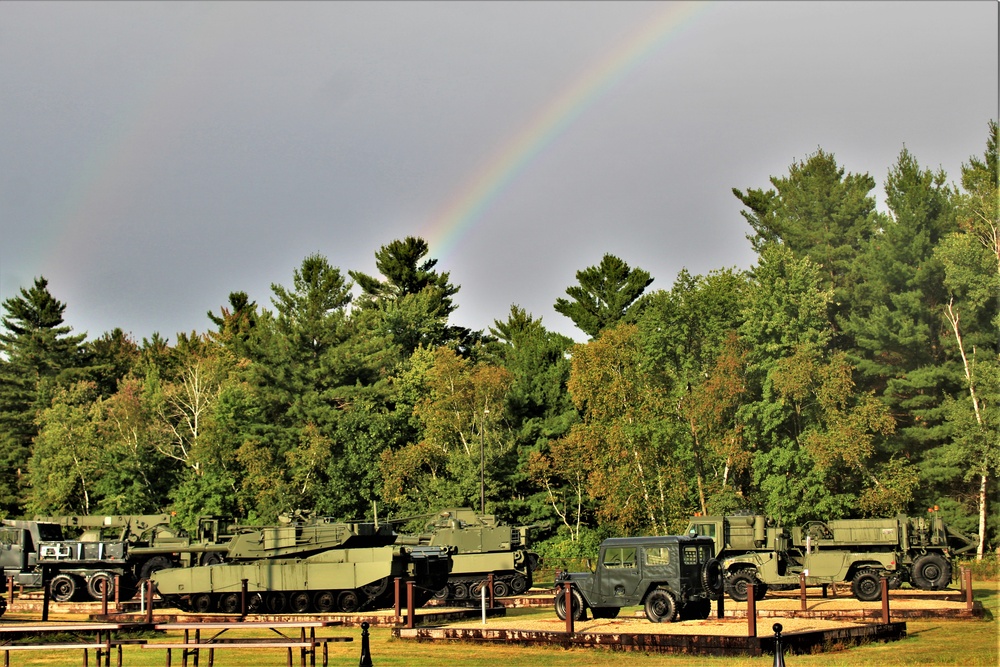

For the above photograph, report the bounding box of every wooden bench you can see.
[142,637,351,667]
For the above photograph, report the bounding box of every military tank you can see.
[395,508,540,601]
[151,516,451,614]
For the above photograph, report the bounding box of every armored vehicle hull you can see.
[397,508,540,601]
[152,545,451,614]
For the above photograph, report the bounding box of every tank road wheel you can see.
[452,583,469,600]
[220,593,241,614]
[50,574,80,602]
[554,587,586,621]
[912,553,951,590]
[492,580,510,598]
[314,591,336,613]
[510,573,529,595]
[726,569,765,603]
[139,556,175,581]
[247,593,263,613]
[361,577,389,604]
[192,593,214,614]
[337,591,361,613]
[86,572,116,601]
[644,588,678,623]
[289,591,311,613]
[432,585,450,600]
[851,569,883,602]
[265,592,286,614]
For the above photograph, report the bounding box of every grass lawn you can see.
[1,580,995,666]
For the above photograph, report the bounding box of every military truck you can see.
[395,508,540,600]
[0,514,242,602]
[553,535,721,623]
[686,512,976,602]
[151,518,451,614]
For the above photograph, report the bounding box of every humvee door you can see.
[597,545,640,603]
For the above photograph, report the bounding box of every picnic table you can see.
[0,621,146,667]
[145,620,352,667]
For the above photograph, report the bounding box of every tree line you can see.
[1,122,996,560]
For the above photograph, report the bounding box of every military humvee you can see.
[554,535,721,623]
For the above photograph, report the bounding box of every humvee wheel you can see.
[912,553,951,590]
[337,590,360,613]
[851,569,883,601]
[554,587,586,621]
[50,574,79,602]
[644,589,678,623]
[290,591,311,613]
[726,569,765,602]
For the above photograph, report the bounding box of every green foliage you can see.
[554,254,653,338]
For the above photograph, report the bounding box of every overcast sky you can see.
[2,1,996,344]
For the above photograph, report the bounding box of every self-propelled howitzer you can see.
[151,518,451,614]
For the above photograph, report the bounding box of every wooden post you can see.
[406,580,415,630]
[114,574,121,613]
[964,568,974,611]
[6,577,12,606]
[716,586,725,619]
[41,566,50,622]
[799,572,807,611]
[100,576,108,617]
[747,581,757,638]
[880,576,890,624]
[564,584,574,635]
[145,580,154,625]
[394,577,402,622]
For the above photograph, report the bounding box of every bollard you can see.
[563,583,574,635]
[358,621,373,667]
[964,568,974,611]
[747,579,757,638]
[880,576,890,624]
[394,577,402,622]
[240,578,249,620]
[716,585,725,619]
[799,572,807,611]
[406,580,415,630]
[481,579,487,625]
[100,576,108,616]
[772,623,787,667]
[145,579,154,624]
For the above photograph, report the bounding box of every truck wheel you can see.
[644,589,677,623]
[140,556,174,581]
[912,553,951,590]
[50,574,79,602]
[86,572,116,601]
[726,569,765,602]
[851,569,883,601]
[702,558,725,599]
[554,587,586,621]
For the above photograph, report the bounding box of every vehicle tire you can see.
[140,556,175,581]
[452,583,469,600]
[702,558,725,599]
[644,588,678,623]
[337,590,360,613]
[50,574,79,602]
[290,591,311,613]
[510,573,529,595]
[191,593,214,613]
[86,572,116,601]
[314,591,336,613]
[911,553,951,590]
[554,587,586,621]
[200,552,225,566]
[851,569,883,602]
[220,593,241,614]
[492,580,509,598]
[726,569,765,603]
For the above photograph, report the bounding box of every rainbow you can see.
[421,1,712,260]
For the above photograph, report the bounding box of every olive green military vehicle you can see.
[553,535,721,623]
[395,508,540,601]
[151,517,452,614]
[0,514,242,603]
[686,512,976,602]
